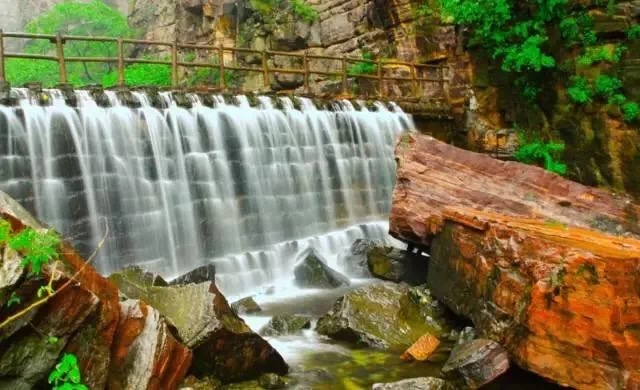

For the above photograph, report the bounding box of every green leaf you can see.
[47,336,60,345]
[7,292,21,308]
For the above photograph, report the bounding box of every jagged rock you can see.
[401,333,440,361]
[366,246,427,285]
[231,296,262,315]
[456,327,476,345]
[293,249,350,289]
[0,191,121,389]
[108,266,168,294]
[390,134,640,388]
[109,299,192,389]
[372,377,453,390]
[109,275,287,382]
[442,339,509,389]
[260,314,311,336]
[316,282,451,351]
[171,263,216,285]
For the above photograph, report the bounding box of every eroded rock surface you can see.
[372,377,453,390]
[389,134,640,389]
[367,246,428,285]
[316,282,451,351]
[442,339,509,388]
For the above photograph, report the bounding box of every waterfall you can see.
[0,90,412,296]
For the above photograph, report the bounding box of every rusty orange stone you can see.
[401,333,440,361]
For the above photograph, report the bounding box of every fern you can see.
[515,140,567,175]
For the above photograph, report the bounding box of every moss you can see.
[576,263,599,285]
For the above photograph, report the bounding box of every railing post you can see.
[377,57,383,99]
[262,50,269,88]
[117,38,125,88]
[55,33,67,84]
[218,44,225,91]
[411,63,419,99]
[303,50,309,95]
[341,56,348,95]
[0,30,5,82]
[171,38,179,88]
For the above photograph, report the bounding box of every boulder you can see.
[389,134,640,388]
[109,272,288,382]
[401,333,440,361]
[316,282,451,351]
[108,299,192,389]
[108,266,168,293]
[260,314,311,337]
[442,339,509,389]
[171,263,216,285]
[293,249,350,289]
[231,296,262,315]
[366,246,427,285]
[372,377,453,390]
[258,372,288,389]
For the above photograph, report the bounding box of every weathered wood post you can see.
[377,57,383,99]
[341,56,348,95]
[55,33,68,84]
[262,50,269,88]
[117,38,125,88]
[303,50,310,95]
[171,38,179,88]
[218,44,225,91]
[0,30,5,83]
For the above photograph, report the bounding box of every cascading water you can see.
[0,89,412,296]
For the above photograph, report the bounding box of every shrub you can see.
[622,102,640,122]
[348,53,377,76]
[567,76,593,104]
[515,140,567,175]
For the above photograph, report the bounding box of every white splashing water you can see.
[0,90,413,296]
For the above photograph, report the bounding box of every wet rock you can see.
[372,377,453,390]
[108,266,168,295]
[258,372,288,389]
[340,238,378,278]
[442,339,509,389]
[171,263,216,285]
[366,246,427,285]
[231,296,262,315]
[457,327,476,345]
[260,314,311,336]
[180,375,223,389]
[294,249,350,289]
[109,273,288,382]
[316,282,451,351]
[401,333,440,361]
[0,190,121,389]
[109,299,192,389]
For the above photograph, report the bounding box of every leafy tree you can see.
[6,0,132,87]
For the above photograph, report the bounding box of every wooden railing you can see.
[0,30,449,102]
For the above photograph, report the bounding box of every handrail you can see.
[0,31,450,102]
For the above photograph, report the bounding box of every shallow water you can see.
[242,281,565,389]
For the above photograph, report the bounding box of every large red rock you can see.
[390,134,640,248]
[389,134,640,389]
[0,191,192,389]
[109,299,192,390]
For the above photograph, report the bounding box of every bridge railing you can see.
[0,30,449,102]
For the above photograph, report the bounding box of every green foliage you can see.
[47,336,60,345]
[0,220,61,276]
[567,76,593,104]
[577,45,626,66]
[10,227,61,276]
[48,353,88,390]
[7,292,21,308]
[186,68,240,88]
[291,0,319,22]
[6,0,132,87]
[622,101,640,122]
[250,0,317,22]
[627,24,640,39]
[103,63,172,87]
[348,53,377,76]
[593,75,622,98]
[515,139,567,175]
[608,93,627,106]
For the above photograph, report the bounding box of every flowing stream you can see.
[0,89,410,297]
